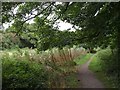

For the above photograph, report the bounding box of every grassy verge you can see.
[89,55,117,88]
[74,53,92,65]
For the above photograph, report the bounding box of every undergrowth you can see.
[89,48,119,88]
[1,47,88,89]
[74,53,92,65]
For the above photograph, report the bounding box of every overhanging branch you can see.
[15,2,55,36]
[52,2,69,24]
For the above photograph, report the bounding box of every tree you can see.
[58,2,120,49]
[2,2,120,50]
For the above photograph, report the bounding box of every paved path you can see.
[78,56,105,88]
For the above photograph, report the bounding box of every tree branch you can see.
[15,2,54,36]
[52,2,69,24]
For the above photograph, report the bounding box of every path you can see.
[78,55,105,88]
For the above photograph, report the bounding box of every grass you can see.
[64,72,79,88]
[89,55,117,88]
[74,53,92,65]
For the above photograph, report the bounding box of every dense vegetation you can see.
[89,47,118,88]
[0,32,21,50]
[1,47,90,89]
[1,1,119,89]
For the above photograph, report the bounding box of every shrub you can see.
[97,48,118,74]
[2,57,49,89]
[90,47,119,88]
[0,33,22,50]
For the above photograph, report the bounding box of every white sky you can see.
[55,21,75,31]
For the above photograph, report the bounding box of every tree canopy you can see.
[2,2,120,50]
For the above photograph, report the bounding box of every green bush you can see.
[89,55,102,72]
[97,48,118,74]
[89,47,119,88]
[0,33,22,50]
[2,57,49,89]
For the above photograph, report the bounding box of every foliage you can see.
[2,2,22,23]
[74,53,92,65]
[1,46,88,88]
[1,49,61,89]
[6,21,79,51]
[0,32,22,50]
[59,2,119,49]
[2,2,120,50]
[96,47,118,74]
[1,2,119,88]
[89,48,119,88]
[2,55,49,89]
[64,73,79,88]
